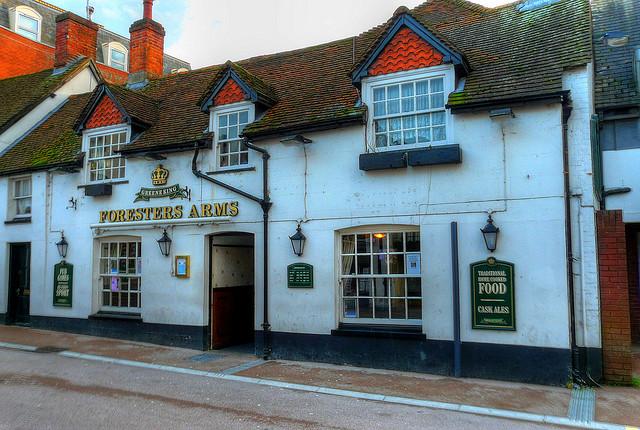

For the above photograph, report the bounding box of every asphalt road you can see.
[0,347,566,430]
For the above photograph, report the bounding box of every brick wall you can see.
[214,79,247,106]
[54,13,99,67]
[85,96,125,129]
[368,27,443,76]
[627,226,640,343]
[596,210,633,384]
[128,18,165,79]
[96,64,129,85]
[0,27,54,79]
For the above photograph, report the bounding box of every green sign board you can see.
[471,257,515,330]
[53,261,73,307]
[287,263,313,288]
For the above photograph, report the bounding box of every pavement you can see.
[0,325,638,429]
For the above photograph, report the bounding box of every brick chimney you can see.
[128,0,165,86]
[54,12,99,67]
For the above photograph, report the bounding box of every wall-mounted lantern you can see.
[157,229,172,257]
[56,233,69,259]
[289,224,306,257]
[480,214,499,253]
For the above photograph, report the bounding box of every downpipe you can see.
[562,99,593,387]
[191,140,273,360]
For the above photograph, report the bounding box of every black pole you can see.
[451,222,461,377]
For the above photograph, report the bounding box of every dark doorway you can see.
[7,243,31,325]
[209,233,255,349]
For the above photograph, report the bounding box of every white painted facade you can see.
[0,63,601,359]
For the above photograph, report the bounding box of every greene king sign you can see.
[470,257,515,330]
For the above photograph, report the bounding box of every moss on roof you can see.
[0,58,92,134]
[0,94,90,176]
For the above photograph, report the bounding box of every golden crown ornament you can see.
[151,165,169,186]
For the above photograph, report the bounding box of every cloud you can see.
[167,0,514,69]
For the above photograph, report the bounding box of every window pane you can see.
[391,299,406,319]
[432,111,445,125]
[342,255,355,275]
[374,299,389,318]
[372,254,387,274]
[343,278,357,296]
[240,152,248,164]
[389,233,404,252]
[401,83,414,97]
[239,110,249,124]
[356,234,370,253]
[431,93,444,109]
[219,115,228,127]
[431,78,444,92]
[433,126,446,141]
[358,298,373,318]
[111,49,125,64]
[341,235,356,254]
[416,95,429,110]
[402,98,414,113]
[373,102,386,117]
[388,254,405,274]
[375,120,387,133]
[407,278,421,297]
[357,255,371,274]
[387,99,400,115]
[403,130,416,145]
[402,116,416,129]
[374,278,388,297]
[416,80,428,95]
[390,278,405,297]
[358,279,372,296]
[372,234,386,253]
[373,87,385,101]
[387,85,400,99]
[375,134,387,148]
[417,128,430,143]
[390,132,402,146]
[229,153,239,166]
[408,299,422,319]
[344,298,357,318]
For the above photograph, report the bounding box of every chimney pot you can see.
[143,0,153,20]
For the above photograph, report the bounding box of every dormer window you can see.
[103,42,128,71]
[363,67,454,152]
[85,127,129,182]
[11,6,42,41]
[213,103,254,170]
[371,74,447,149]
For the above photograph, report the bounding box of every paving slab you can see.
[0,325,258,373]
[237,360,572,417]
[596,385,640,427]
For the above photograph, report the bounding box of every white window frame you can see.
[97,238,142,312]
[210,102,255,172]
[82,124,130,184]
[8,175,32,220]
[338,227,423,326]
[362,65,455,153]
[103,42,128,72]
[11,6,42,42]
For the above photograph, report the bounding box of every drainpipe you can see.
[562,97,586,386]
[191,139,272,359]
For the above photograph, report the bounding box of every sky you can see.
[53,0,513,68]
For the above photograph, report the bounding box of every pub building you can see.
[0,0,604,385]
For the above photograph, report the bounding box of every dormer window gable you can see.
[351,11,468,86]
[199,61,277,113]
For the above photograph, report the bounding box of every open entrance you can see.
[626,225,640,381]
[6,243,30,325]
[209,233,255,350]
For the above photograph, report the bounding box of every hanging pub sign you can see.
[470,257,515,330]
[287,263,313,288]
[53,261,73,307]
[134,165,190,202]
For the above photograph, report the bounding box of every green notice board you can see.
[53,261,73,307]
[470,257,515,330]
[287,263,313,288]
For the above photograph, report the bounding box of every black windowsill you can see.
[331,323,426,340]
[77,180,129,189]
[89,311,142,322]
[5,217,31,224]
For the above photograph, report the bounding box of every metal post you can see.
[451,221,461,377]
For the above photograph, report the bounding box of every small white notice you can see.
[406,254,421,275]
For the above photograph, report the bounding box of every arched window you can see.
[11,6,42,41]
